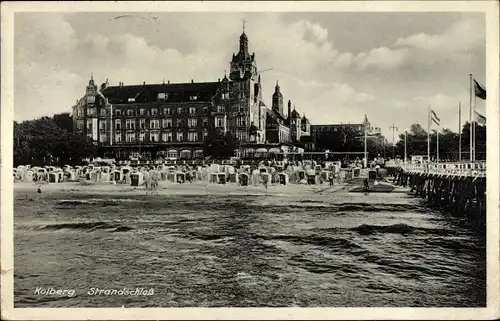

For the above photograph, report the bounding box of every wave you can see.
[350,223,453,236]
[183,231,364,252]
[186,232,229,241]
[36,221,134,232]
[260,234,365,251]
[333,203,419,213]
[56,198,144,208]
[57,200,97,206]
[111,226,135,232]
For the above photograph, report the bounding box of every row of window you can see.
[78,119,210,131]
[98,131,208,143]
[234,131,248,142]
[79,105,246,118]
[312,125,364,132]
[115,106,209,116]
[279,129,291,143]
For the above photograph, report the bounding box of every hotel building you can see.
[72,27,312,160]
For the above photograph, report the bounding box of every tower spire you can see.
[88,72,95,86]
[242,18,246,32]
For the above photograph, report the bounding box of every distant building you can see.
[311,115,381,151]
[311,115,380,138]
[72,26,311,160]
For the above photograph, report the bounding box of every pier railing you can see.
[385,161,487,178]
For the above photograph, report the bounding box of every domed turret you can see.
[272,80,284,115]
[291,108,301,119]
[272,80,283,98]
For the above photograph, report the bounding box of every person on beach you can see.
[363,178,370,195]
[329,172,334,186]
[36,185,42,200]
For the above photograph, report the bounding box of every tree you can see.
[393,121,486,162]
[460,121,486,161]
[203,130,240,160]
[315,126,390,159]
[13,116,96,166]
[52,113,73,132]
[394,123,429,158]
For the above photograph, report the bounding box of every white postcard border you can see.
[1,1,499,320]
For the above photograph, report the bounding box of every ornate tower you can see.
[301,113,311,136]
[228,20,264,143]
[84,74,99,141]
[272,80,284,115]
[290,106,302,143]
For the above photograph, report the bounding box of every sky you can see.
[14,11,486,140]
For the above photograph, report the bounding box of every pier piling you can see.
[387,162,486,224]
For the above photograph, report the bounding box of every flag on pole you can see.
[474,79,486,100]
[430,109,440,126]
[475,111,486,126]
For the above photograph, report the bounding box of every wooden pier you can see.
[386,162,486,225]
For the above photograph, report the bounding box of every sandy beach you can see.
[14,180,354,197]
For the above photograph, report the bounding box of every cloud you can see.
[354,47,408,70]
[296,20,329,44]
[395,18,485,53]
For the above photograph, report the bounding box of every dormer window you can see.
[157,93,167,101]
[128,98,135,103]
[87,96,95,104]
[222,93,229,100]
[189,95,198,101]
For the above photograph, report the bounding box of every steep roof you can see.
[102,82,221,104]
[291,109,301,119]
[267,104,287,121]
[266,107,288,124]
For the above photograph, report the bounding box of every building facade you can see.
[310,115,381,152]
[72,28,311,160]
[311,115,381,139]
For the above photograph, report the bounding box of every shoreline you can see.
[14,180,357,197]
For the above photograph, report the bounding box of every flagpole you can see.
[458,101,462,162]
[469,73,473,162]
[427,106,430,162]
[404,131,407,164]
[436,127,439,162]
[473,94,476,162]
[364,122,367,168]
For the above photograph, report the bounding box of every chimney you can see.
[168,80,170,84]
[191,79,194,83]
[288,100,292,119]
[218,78,220,82]
[143,81,146,85]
